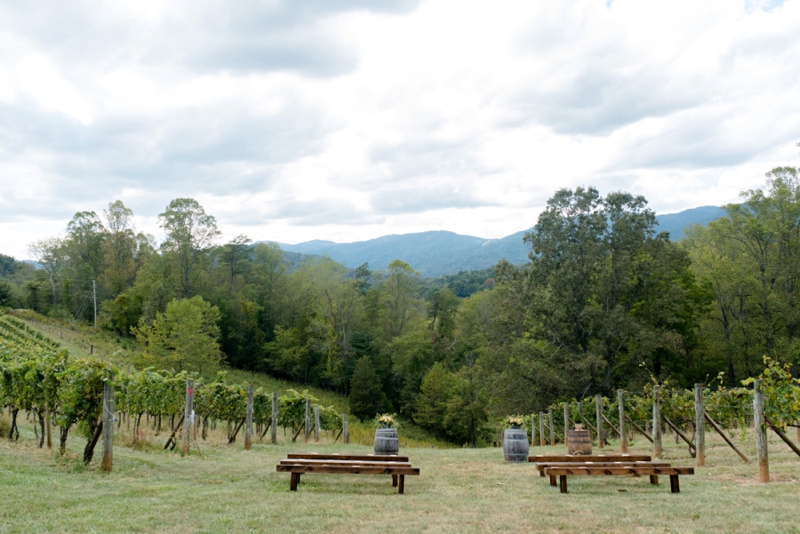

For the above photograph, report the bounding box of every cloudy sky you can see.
[1,0,799,259]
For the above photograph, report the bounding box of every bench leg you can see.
[669,474,680,493]
[392,474,398,487]
[650,475,659,485]
[559,475,568,494]
[550,475,557,487]
[398,475,405,494]
[540,470,545,477]
[290,472,299,491]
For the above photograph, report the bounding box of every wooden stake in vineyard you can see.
[271,392,278,444]
[753,379,769,483]
[304,398,311,442]
[595,395,604,449]
[244,384,254,451]
[618,389,627,453]
[101,375,114,472]
[694,384,705,467]
[539,411,546,447]
[314,406,321,442]
[652,385,662,459]
[181,379,193,455]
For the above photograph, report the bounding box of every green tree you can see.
[100,200,150,297]
[523,187,709,393]
[0,281,13,307]
[442,359,490,447]
[413,362,457,435]
[158,198,220,298]
[132,296,224,373]
[348,356,390,421]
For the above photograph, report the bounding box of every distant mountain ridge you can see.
[272,206,726,278]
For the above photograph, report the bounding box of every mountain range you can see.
[275,205,727,278]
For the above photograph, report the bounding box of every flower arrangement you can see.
[374,413,399,429]
[507,415,524,428]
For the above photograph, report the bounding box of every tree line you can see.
[1,166,799,446]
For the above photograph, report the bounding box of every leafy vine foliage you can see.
[1,315,342,461]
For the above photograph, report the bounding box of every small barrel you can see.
[567,427,592,455]
[503,427,530,462]
[374,428,399,455]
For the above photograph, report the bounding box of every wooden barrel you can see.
[567,428,592,455]
[374,428,399,455]
[502,427,529,462]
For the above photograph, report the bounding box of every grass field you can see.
[2,411,799,534]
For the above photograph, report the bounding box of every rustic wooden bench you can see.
[277,453,419,494]
[535,461,671,485]
[542,465,695,494]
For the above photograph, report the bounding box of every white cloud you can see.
[1,0,799,259]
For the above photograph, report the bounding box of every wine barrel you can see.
[502,427,529,462]
[374,428,399,455]
[567,427,592,455]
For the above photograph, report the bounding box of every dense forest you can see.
[1,166,798,445]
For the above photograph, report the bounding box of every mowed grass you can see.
[2,414,799,534]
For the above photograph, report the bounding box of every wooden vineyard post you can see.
[754,379,769,483]
[653,385,662,459]
[549,408,555,446]
[342,414,349,444]
[304,398,311,442]
[244,385,254,451]
[101,375,114,472]
[618,390,627,453]
[45,408,52,450]
[314,406,321,442]
[531,414,537,445]
[182,379,193,455]
[271,392,278,444]
[694,384,705,467]
[563,403,569,446]
[539,412,546,446]
[596,395,604,449]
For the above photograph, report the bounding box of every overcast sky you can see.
[1,0,799,259]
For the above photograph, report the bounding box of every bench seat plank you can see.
[286,453,409,462]
[280,459,412,467]
[529,454,651,463]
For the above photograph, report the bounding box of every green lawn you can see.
[2,413,799,533]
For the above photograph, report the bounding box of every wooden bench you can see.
[542,465,695,494]
[277,453,420,494]
[535,461,671,485]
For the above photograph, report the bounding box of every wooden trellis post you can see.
[563,403,569,446]
[694,384,705,467]
[182,379,193,455]
[618,389,627,453]
[531,414,537,445]
[754,379,769,483]
[244,385,254,451]
[304,398,311,442]
[101,375,114,472]
[314,406,321,442]
[548,408,555,446]
[539,412,546,447]
[342,414,350,444]
[595,395,604,449]
[652,385,662,459]
[271,392,278,444]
